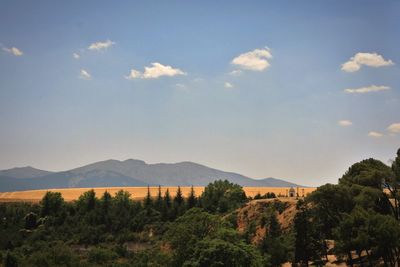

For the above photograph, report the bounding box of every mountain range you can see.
[0,159,305,192]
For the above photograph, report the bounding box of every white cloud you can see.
[88,40,115,51]
[341,52,394,72]
[229,70,243,76]
[125,62,186,79]
[125,69,142,80]
[224,82,234,88]
[368,131,383,138]
[344,85,391,94]
[338,120,352,127]
[231,47,272,71]
[2,46,23,56]
[388,123,400,134]
[73,53,80,59]
[79,69,91,80]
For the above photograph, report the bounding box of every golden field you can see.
[0,186,316,202]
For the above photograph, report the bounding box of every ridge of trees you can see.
[1,148,400,266]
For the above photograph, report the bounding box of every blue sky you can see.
[0,1,399,186]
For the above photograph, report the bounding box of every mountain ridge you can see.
[0,159,306,192]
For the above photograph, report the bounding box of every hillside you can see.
[235,198,298,245]
[0,159,305,192]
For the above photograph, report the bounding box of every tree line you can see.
[1,148,400,266]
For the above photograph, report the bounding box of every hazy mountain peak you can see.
[122,159,147,165]
[0,159,305,192]
[0,166,53,179]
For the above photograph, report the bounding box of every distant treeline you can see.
[1,148,400,266]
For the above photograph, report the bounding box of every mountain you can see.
[0,159,305,192]
[0,166,53,179]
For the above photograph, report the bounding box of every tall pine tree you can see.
[187,186,197,209]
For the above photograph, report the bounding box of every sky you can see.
[0,1,399,186]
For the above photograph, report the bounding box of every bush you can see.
[88,247,118,264]
[4,252,18,267]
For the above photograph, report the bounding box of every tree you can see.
[172,186,185,218]
[164,189,171,208]
[340,155,398,219]
[100,191,112,228]
[339,158,392,189]
[111,190,133,232]
[165,208,222,266]
[40,191,64,216]
[307,184,353,238]
[200,180,247,213]
[155,185,163,212]
[294,200,311,266]
[333,206,400,266]
[100,191,112,214]
[174,186,184,207]
[162,189,172,220]
[388,148,400,220]
[183,238,263,267]
[187,186,197,209]
[144,185,153,209]
[261,209,293,267]
[368,212,400,266]
[77,189,97,212]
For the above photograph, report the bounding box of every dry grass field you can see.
[0,186,316,202]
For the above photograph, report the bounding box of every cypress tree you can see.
[155,185,163,211]
[144,185,153,209]
[162,189,171,220]
[174,186,184,206]
[164,189,171,208]
[187,186,197,209]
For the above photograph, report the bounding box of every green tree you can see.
[187,186,197,209]
[162,189,172,220]
[40,191,64,216]
[308,184,353,238]
[165,208,222,266]
[183,238,263,267]
[100,191,112,213]
[111,190,133,232]
[340,158,392,189]
[174,186,184,207]
[388,148,400,220]
[200,180,247,213]
[77,189,97,212]
[100,191,112,228]
[155,185,163,212]
[261,210,293,267]
[144,185,153,209]
[172,186,185,218]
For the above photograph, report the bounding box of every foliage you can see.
[2,147,400,267]
[40,191,64,217]
[183,238,263,267]
[200,180,247,213]
[298,148,400,266]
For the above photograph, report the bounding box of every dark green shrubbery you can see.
[2,148,400,266]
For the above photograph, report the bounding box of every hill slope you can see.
[0,166,53,179]
[0,159,304,192]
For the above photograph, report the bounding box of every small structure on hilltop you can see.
[288,187,295,197]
